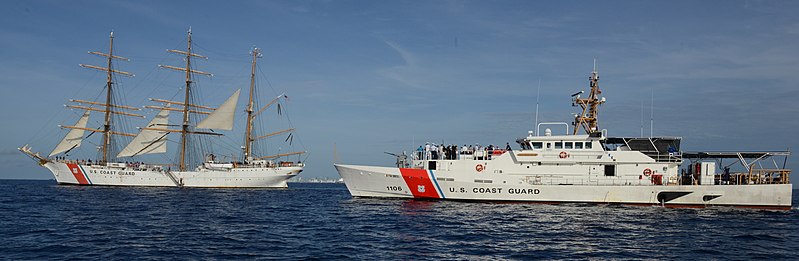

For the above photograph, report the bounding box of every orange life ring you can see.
[475,164,484,172]
[643,168,652,176]
[559,151,568,159]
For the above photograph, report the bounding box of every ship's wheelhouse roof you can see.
[682,151,790,159]
[523,134,594,142]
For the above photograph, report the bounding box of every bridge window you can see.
[585,142,593,149]
[565,142,573,149]
[555,142,563,149]
[532,142,543,149]
[575,142,583,149]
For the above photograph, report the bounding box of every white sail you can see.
[117,109,170,158]
[196,89,240,130]
[50,111,91,157]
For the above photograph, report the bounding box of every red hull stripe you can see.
[399,168,441,199]
[66,163,90,185]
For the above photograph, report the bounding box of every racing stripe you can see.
[427,170,446,199]
[399,168,440,199]
[66,163,90,185]
[78,165,92,184]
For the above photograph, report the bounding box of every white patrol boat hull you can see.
[335,164,792,210]
[44,161,301,188]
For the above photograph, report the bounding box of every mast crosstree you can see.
[241,48,305,163]
[61,31,140,163]
[19,29,305,189]
[154,28,218,171]
[243,48,261,161]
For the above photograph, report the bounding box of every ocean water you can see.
[1,180,797,260]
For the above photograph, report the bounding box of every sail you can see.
[196,89,240,130]
[117,109,170,158]
[50,111,91,157]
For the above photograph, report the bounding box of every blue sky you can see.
[2,0,798,181]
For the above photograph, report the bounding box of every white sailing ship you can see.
[20,30,304,188]
[335,67,792,210]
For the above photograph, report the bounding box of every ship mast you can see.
[572,62,605,135]
[154,28,215,171]
[243,48,262,162]
[179,29,193,172]
[102,32,116,163]
[76,31,138,163]
[240,48,305,163]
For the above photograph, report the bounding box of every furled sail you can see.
[50,111,90,157]
[196,89,240,130]
[117,109,170,158]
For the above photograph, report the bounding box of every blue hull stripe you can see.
[427,170,445,199]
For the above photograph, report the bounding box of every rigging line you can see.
[214,138,242,156]
[25,85,92,147]
[216,135,241,151]
[192,42,251,59]
[256,64,281,97]
[140,73,174,104]
[122,57,164,100]
[138,37,193,101]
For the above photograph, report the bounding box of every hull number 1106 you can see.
[386,186,402,191]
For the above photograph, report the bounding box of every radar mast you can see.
[572,61,605,135]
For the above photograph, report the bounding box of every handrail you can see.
[537,122,570,136]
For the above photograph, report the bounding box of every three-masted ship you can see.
[335,66,793,210]
[19,30,304,187]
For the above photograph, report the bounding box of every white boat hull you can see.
[44,161,300,188]
[335,164,793,210]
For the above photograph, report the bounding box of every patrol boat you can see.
[19,30,304,187]
[335,68,792,210]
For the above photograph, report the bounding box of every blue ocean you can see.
[1,180,797,260]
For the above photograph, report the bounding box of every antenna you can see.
[534,78,541,135]
[650,89,654,138]
[333,142,340,164]
[640,100,644,137]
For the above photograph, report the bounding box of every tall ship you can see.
[335,67,792,210]
[19,30,304,187]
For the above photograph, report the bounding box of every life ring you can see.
[643,168,652,176]
[475,164,484,172]
[559,151,568,159]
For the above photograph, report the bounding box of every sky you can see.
[1,0,798,181]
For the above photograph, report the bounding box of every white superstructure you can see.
[335,68,792,210]
[20,30,304,188]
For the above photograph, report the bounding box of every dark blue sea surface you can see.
[1,179,797,260]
